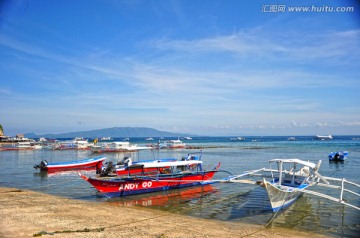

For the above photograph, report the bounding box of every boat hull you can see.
[80,164,220,198]
[329,151,348,161]
[0,147,34,151]
[264,181,307,212]
[38,156,107,172]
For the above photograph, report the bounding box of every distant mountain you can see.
[25,127,192,139]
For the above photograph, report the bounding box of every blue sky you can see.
[1,0,359,136]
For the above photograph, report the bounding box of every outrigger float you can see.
[79,156,360,212]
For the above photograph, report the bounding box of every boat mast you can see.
[278,161,283,185]
[291,163,297,185]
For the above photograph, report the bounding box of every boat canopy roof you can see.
[47,156,107,166]
[137,160,203,168]
[268,158,317,169]
[111,141,130,145]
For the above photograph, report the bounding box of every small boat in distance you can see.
[314,135,333,140]
[329,151,348,161]
[0,142,37,151]
[52,137,90,150]
[91,141,151,153]
[167,139,186,148]
[154,139,186,149]
[287,137,296,141]
[230,137,246,141]
[34,156,107,172]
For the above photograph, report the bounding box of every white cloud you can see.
[291,120,297,127]
[150,29,360,63]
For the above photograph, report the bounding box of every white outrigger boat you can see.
[226,158,360,212]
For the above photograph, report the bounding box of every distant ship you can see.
[314,135,333,140]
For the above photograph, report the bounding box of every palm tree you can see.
[0,124,3,136]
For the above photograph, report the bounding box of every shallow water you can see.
[1,136,359,237]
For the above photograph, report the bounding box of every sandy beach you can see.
[0,187,327,238]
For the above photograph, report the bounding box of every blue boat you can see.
[329,151,348,161]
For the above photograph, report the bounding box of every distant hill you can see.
[25,127,192,139]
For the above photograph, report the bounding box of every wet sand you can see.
[0,187,326,238]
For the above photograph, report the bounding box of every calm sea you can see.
[1,136,359,237]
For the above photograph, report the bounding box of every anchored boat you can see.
[226,158,360,212]
[314,135,333,140]
[34,156,107,172]
[79,154,220,198]
[91,141,151,153]
[329,151,348,161]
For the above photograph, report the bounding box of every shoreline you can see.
[0,187,327,238]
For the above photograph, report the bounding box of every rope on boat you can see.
[216,170,234,176]
[264,185,288,228]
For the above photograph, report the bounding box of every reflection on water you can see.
[105,184,218,211]
[1,136,360,237]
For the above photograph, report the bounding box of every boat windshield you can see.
[159,162,202,175]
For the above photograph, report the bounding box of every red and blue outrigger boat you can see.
[34,156,107,172]
[80,153,220,198]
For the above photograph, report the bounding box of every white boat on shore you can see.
[225,158,360,212]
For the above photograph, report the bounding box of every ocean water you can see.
[1,136,359,237]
